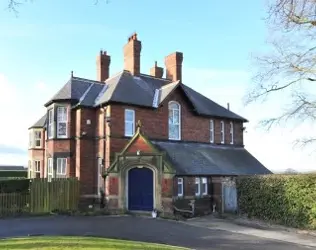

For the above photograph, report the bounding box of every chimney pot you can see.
[227,102,230,110]
[96,50,111,82]
[165,52,183,82]
[150,61,164,78]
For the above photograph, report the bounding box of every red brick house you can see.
[28,33,270,214]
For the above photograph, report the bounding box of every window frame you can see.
[48,109,54,139]
[97,157,104,196]
[34,131,42,148]
[177,177,184,197]
[57,106,68,139]
[168,101,181,140]
[201,177,208,195]
[56,158,67,178]
[34,160,41,178]
[220,121,225,144]
[230,121,234,144]
[210,119,214,143]
[47,158,53,182]
[195,177,201,196]
[29,130,33,148]
[124,109,135,137]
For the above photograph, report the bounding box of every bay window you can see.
[220,121,225,144]
[57,107,68,138]
[56,158,67,178]
[48,109,54,139]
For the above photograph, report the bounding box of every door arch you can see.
[128,167,154,211]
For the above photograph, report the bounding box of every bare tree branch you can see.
[245,1,316,147]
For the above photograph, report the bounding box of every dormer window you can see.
[57,107,68,138]
[220,121,225,144]
[168,101,181,140]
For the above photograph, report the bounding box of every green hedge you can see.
[0,171,27,178]
[237,174,316,230]
[0,179,30,193]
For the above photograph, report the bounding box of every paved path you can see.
[184,216,316,248]
[0,215,313,250]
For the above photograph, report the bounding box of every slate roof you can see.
[29,114,47,129]
[35,70,248,127]
[151,140,271,176]
[0,165,27,171]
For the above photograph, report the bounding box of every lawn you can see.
[0,236,187,250]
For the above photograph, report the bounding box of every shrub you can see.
[237,174,316,230]
[0,171,27,178]
[0,179,30,193]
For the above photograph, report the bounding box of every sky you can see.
[0,0,315,172]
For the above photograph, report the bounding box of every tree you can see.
[246,0,316,147]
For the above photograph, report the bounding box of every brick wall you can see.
[109,88,243,149]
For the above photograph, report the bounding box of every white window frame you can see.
[220,121,225,144]
[97,157,104,196]
[201,177,208,195]
[47,158,53,182]
[168,101,181,140]
[210,119,214,143]
[57,106,68,138]
[48,109,54,139]
[230,121,234,144]
[124,109,135,137]
[177,177,184,197]
[28,160,32,178]
[56,158,67,178]
[34,131,42,148]
[34,160,41,178]
[29,130,33,148]
[195,177,201,196]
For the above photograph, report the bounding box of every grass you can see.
[0,236,188,250]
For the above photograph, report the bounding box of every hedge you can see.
[0,179,30,193]
[237,174,316,230]
[0,171,27,178]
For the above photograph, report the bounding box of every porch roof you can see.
[151,140,272,176]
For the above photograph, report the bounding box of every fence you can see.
[0,178,80,217]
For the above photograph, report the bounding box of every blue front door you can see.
[128,167,154,211]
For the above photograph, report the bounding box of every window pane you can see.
[169,124,179,139]
[177,184,182,195]
[173,110,180,124]
[168,109,173,124]
[58,123,67,136]
[125,110,134,121]
[169,102,179,110]
[125,122,134,136]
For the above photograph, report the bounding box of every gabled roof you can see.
[29,114,47,129]
[37,70,248,127]
[151,140,271,176]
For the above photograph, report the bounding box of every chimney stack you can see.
[123,33,142,76]
[150,61,164,78]
[96,50,111,82]
[165,52,183,82]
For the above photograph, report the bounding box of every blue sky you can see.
[0,0,315,172]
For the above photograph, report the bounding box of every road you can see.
[0,215,312,250]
